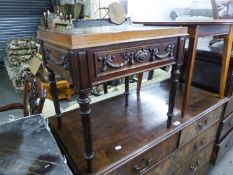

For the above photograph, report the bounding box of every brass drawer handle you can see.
[193,139,204,150]
[197,119,208,130]
[189,159,200,172]
[133,158,152,174]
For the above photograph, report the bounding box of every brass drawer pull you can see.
[189,159,200,172]
[197,119,208,130]
[133,158,152,174]
[193,139,204,150]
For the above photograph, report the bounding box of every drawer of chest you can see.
[211,128,233,165]
[217,112,233,143]
[43,43,72,82]
[193,163,210,175]
[179,105,223,147]
[144,122,218,175]
[111,133,179,175]
[171,142,214,175]
[224,96,233,119]
[88,38,178,83]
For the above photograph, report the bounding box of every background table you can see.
[134,19,233,115]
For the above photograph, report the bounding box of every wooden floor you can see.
[49,80,227,174]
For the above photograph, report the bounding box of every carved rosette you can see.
[97,45,175,72]
[134,49,151,63]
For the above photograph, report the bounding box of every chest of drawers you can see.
[48,80,226,175]
[212,96,233,165]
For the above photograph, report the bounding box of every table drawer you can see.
[88,38,178,84]
[217,112,233,142]
[43,43,72,82]
[224,96,233,119]
[144,122,218,175]
[179,105,223,146]
[172,142,214,175]
[211,128,233,165]
[111,133,179,175]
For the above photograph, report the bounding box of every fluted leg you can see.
[47,68,62,127]
[167,64,180,128]
[148,70,154,80]
[125,76,130,106]
[137,73,143,93]
[77,90,94,173]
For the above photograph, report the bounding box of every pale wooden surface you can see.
[37,25,188,49]
[220,25,233,98]
[134,19,233,25]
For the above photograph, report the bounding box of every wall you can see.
[128,0,211,21]
[0,0,52,67]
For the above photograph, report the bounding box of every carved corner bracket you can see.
[45,49,70,71]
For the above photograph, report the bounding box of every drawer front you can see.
[88,38,178,84]
[43,43,72,82]
[218,112,233,142]
[144,122,218,175]
[111,133,179,175]
[179,105,223,146]
[224,96,233,118]
[212,128,233,165]
[172,142,214,175]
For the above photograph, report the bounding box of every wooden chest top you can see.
[37,25,188,49]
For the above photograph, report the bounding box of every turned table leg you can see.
[77,90,94,173]
[167,64,180,127]
[148,70,154,80]
[125,76,130,106]
[47,69,62,117]
[219,25,233,98]
[182,26,199,117]
[103,83,108,94]
[137,73,143,93]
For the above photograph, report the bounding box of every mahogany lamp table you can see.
[37,25,188,173]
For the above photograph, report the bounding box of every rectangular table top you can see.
[134,19,233,26]
[37,25,188,49]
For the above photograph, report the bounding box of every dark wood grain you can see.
[145,121,219,175]
[39,26,189,172]
[49,80,227,174]
[211,128,233,165]
[171,142,214,175]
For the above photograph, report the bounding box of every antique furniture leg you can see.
[77,90,94,173]
[125,76,130,106]
[181,26,199,117]
[103,83,108,94]
[148,70,154,80]
[167,64,180,127]
[47,68,62,118]
[137,73,143,93]
[40,41,62,120]
[219,25,233,98]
